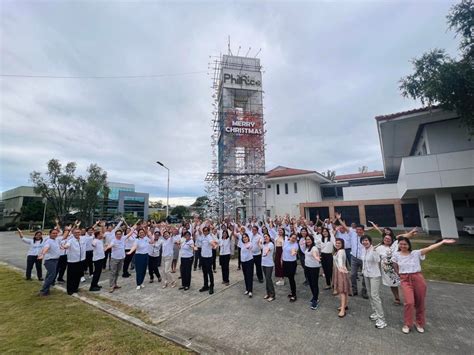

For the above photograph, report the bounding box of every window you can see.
[276,184,280,195]
[285,183,289,194]
[294,182,298,194]
[365,204,396,227]
[334,206,360,225]
[401,204,421,227]
[267,184,271,189]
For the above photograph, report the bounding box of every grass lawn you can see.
[0,266,189,354]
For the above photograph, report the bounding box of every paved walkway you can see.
[1,232,473,354]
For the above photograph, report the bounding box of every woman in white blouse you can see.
[333,238,351,318]
[393,237,456,334]
[239,233,254,298]
[126,228,152,290]
[261,233,275,301]
[218,229,232,286]
[17,229,44,281]
[320,227,335,290]
[179,231,194,290]
[282,233,299,302]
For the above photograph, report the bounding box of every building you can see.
[266,108,474,237]
[206,54,266,220]
[99,182,149,220]
[0,186,43,226]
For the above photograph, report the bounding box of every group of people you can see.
[17,213,455,334]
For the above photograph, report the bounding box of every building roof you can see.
[266,166,331,183]
[266,166,315,178]
[374,105,440,122]
[335,171,384,181]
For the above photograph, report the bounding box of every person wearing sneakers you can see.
[89,230,105,291]
[303,234,321,310]
[261,233,275,302]
[199,225,218,295]
[393,237,456,334]
[37,228,62,296]
[239,233,254,298]
[17,229,44,281]
[148,230,162,284]
[361,235,387,329]
[62,227,87,295]
[105,222,137,293]
[126,228,152,290]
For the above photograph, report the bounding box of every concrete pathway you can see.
[1,232,473,354]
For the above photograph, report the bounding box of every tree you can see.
[149,200,164,209]
[30,159,108,226]
[399,1,474,133]
[75,164,109,226]
[170,205,189,219]
[30,159,78,226]
[322,169,336,181]
[149,210,166,222]
[20,200,55,223]
[358,166,368,173]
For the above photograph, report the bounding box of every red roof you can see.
[335,171,384,181]
[266,166,316,178]
[375,105,440,121]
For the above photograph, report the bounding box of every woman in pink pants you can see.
[393,237,456,334]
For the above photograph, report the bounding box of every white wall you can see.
[342,184,399,201]
[265,177,322,216]
[425,119,474,154]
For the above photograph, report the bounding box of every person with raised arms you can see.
[148,230,162,284]
[89,229,105,291]
[61,222,87,295]
[198,223,218,294]
[179,231,194,290]
[103,218,124,270]
[282,233,299,302]
[239,233,254,298]
[37,228,64,296]
[303,234,321,310]
[17,228,44,281]
[261,233,275,302]
[218,229,232,286]
[392,237,456,334]
[126,227,153,290]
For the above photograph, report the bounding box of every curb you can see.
[0,261,214,354]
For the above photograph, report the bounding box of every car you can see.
[463,225,474,235]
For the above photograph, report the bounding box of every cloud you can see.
[0,0,459,200]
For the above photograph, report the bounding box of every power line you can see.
[0,70,207,79]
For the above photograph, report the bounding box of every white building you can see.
[265,108,474,237]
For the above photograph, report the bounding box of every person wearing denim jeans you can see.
[38,229,62,296]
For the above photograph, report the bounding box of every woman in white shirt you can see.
[239,233,254,298]
[274,227,285,286]
[148,230,162,284]
[282,233,299,302]
[361,236,386,329]
[218,230,232,286]
[161,230,177,288]
[320,227,335,290]
[62,228,87,295]
[17,229,44,281]
[179,231,194,290]
[89,230,105,291]
[392,237,456,334]
[303,235,321,310]
[376,234,401,305]
[261,234,275,301]
[127,228,152,290]
[333,238,351,318]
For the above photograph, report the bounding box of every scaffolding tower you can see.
[205,53,266,221]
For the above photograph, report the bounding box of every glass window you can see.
[276,184,280,195]
[285,183,288,194]
[267,185,271,189]
[294,182,298,194]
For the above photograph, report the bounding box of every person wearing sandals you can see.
[261,233,275,302]
[239,233,254,298]
[274,227,285,286]
[376,228,419,305]
[282,233,299,302]
[303,234,321,310]
[361,235,387,329]
[161,230,177,289]
[333,238,351,318]
[392,237,456,334]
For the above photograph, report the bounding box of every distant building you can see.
[266,108,474,237]
[0,186,43,226]
[98,182,149,220]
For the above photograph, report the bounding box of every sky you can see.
[0,0,460,205]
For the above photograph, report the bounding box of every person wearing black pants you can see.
[56,254,67,282]
[123,232,136,277]
[90,259,104,290]
[198,227,217,294]
[249,226,263,283]
[237,246,241,270]
[18,229,44,281]
[283,233,299,302]
[148,231,162,283]
[303,235,321,310]
[212,248,217,273]
[218,230,232,285]
[63,228,86,295]
[239,234,254,297]
[89,231,106,291]
[179,231,194,290]
[193,247,201,271]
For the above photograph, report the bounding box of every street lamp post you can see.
[41,197,47,231]
[156,161,170,218]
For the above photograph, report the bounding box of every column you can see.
[394,202,403,228]
[358,204,367,226]
[435,191,459,238]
